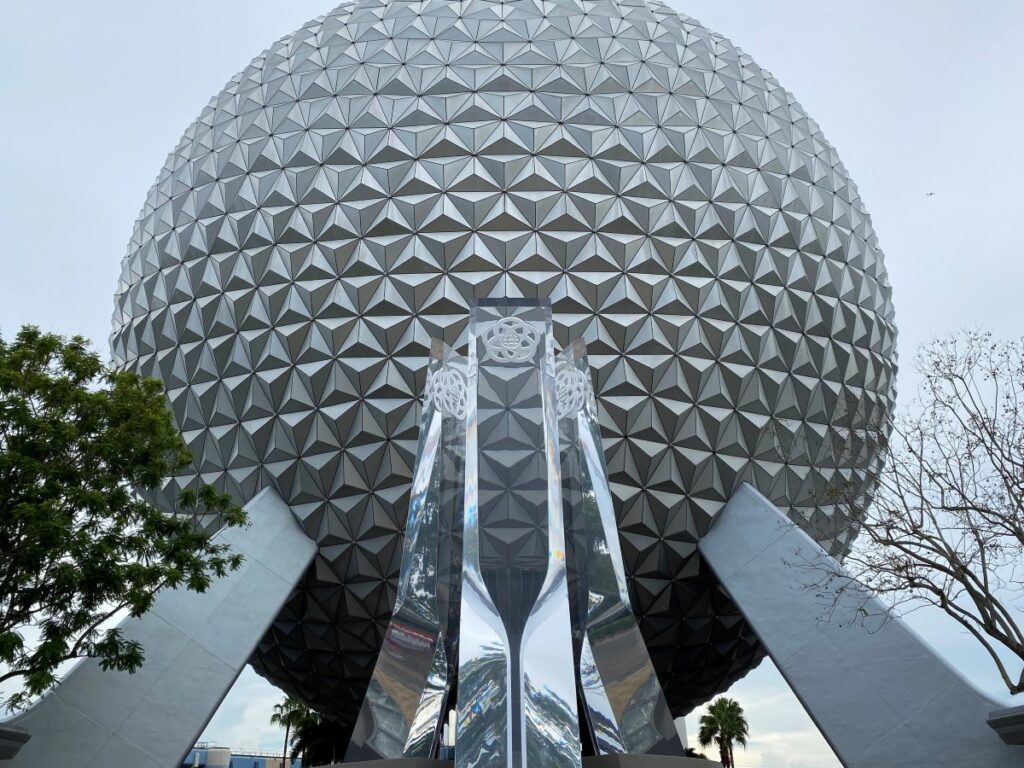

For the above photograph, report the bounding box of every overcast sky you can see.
[3,2,1023,766]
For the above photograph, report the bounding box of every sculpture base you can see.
[331,757,721,768]
[585,755,722,768]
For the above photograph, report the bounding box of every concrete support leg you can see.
[697,483,1023,768]
[2,488,317,768]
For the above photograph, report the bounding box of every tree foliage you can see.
[0,325,245,711]
[697,697,748,768]
[826,330,1024,695]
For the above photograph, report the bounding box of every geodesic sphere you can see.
[111,0,896,729]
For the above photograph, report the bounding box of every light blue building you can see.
[182,743,302,768]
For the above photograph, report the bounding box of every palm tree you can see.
[270,695,314,767]
[697,697,749,768]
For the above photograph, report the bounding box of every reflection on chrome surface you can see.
[345,342,466,761]
[559,340,684,757]
[456,310,512,768]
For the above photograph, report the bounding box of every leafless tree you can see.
[822,330,1024,695]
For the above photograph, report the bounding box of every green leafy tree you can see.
[697,697,749,768]
[0,326,245,711]
[271,695,316,765]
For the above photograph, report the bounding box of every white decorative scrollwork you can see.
[483,317,540,363]
[426,365,468,419]
[555,362,590,419]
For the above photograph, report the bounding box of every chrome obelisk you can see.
[457,300,580,768]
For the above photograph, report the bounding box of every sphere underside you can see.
[111,0,896,728]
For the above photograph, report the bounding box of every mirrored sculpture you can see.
[347,300,682,766]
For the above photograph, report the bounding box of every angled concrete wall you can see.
[3,488,316,768]
[698,483,1024,768]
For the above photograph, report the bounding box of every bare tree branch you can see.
[780,330,1024,696]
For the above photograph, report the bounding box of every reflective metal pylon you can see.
[558,340,683,756]
[346,300,682,766]
[458,300,580,768]
[344,338,466,761]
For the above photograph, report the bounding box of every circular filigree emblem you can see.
[426,365,468,420]
[555,362,590,419]
[483,317,540,363]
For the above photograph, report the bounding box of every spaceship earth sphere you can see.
[111,0,897,730]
